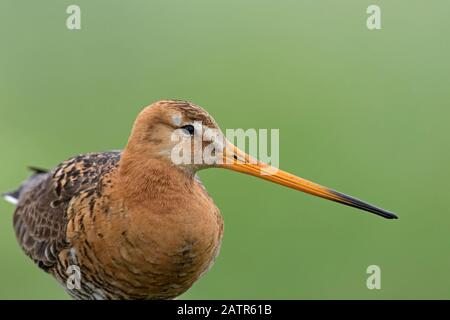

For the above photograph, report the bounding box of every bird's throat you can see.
[117,152,195,209]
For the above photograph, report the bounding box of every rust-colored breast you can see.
[63,169,223,299]
[14,151,224,300]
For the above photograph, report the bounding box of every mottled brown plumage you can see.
[11,100,224,299]
[5,99,396,300]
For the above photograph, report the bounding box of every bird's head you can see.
[124,100,222,169]
[125,99,397,220]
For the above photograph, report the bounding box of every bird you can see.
[2,99,397,300]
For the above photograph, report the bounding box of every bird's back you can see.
[7,150,223,299]
[11,152,121,272]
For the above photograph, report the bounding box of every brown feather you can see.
[12,100,224,299]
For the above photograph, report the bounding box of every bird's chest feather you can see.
[61,182,223,299]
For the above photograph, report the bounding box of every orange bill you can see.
[219,143,397,219]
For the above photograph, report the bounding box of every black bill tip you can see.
[329,190,398,220]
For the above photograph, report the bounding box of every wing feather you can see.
[13,152,121,270]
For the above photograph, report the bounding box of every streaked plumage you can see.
[3,99,396,300]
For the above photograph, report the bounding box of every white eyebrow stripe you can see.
[172,114,182,126]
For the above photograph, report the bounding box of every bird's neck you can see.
[117,150,195,208]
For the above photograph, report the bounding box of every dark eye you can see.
[180,124,195,136]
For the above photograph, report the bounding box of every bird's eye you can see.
[180,124,195,136]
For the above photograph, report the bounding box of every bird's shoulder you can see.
[13,151,122,271]
[52,151,122,204]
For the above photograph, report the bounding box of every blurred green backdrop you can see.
[0,0,449,299]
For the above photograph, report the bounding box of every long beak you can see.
[219,142,397,219]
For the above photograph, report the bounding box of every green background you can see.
[0,0,448,299]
